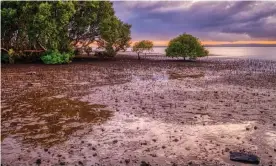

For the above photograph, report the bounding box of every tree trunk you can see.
[138,53,141,60]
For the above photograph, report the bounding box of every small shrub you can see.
[132,40,153,60]
[166,33,208,60]
[41,50,74,64]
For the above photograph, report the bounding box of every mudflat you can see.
[1,55,276,165]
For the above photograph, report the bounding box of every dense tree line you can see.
[1,1,131,63]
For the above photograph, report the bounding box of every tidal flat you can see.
[1,55,276,165]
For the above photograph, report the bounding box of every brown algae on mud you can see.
[168,71,205,80]
[1,90,113,147]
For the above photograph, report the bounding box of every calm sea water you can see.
[127,47,276,61]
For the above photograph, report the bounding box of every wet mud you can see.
[1,55,276,165]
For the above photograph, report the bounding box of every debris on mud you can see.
[230,152,260,164]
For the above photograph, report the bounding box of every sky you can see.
[113,1,276,46]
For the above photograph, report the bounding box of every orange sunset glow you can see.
[131,40,276,46]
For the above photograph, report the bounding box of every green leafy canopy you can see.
[1,1,132,63]
[132,40,154,60]
[165,33,209,60]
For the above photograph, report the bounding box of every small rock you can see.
[26,72,36,75]
[162,145,166,149]
[92,147,96,151]
[44,148,48,152]
[113,140,118,144]
[78,161,83,165]
[225,148,230,152]
[93,153,97,157]
[149,154,157,157]
[36,159,41,165]
[81,141,84,144]
[246,127,250,131]
[88,143,91,146]
[230,152,260,164]
[254,126,258,130]
[141,142,147,145]
[140,161,151,166]
[273,123,276,126]
[125,159,130,164]
[27,83,34,86]
[173,138,179,142]
[152,139,157,142]
[171,162,177,166]
[60,162,65,165]
[188,161,193,165]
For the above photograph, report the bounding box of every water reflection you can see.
[1,91,113,147]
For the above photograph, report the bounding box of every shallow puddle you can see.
[1,91,113,147]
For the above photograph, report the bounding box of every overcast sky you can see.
[113,1,276,45]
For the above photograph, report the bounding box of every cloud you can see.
[113,1,276,42]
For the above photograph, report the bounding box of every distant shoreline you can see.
[153,44,276,47]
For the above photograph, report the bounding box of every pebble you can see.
[140,161,150,166]
[60,162,65,165]
[141,142,147,145]
[125,159,130,164]
[149,154,157,157]
[36,159,41,165]
[173,138,179,142]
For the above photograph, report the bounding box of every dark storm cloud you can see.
[113,1,276,41]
